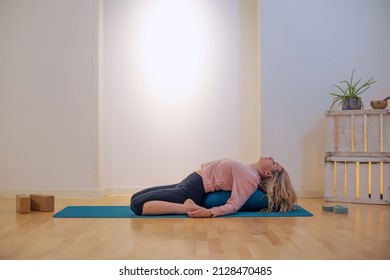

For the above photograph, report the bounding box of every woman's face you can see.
[259,157,282,176]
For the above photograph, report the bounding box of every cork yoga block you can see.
[16,194,31,214]
[30,194,55,212]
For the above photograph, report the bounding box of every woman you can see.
[130,157,297,218]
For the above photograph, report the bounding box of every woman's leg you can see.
[131,184,178,199]
[130,184,181,215]
[142,199,195,215]
[130,172,205,215]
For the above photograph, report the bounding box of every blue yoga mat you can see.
[53,205,313,218]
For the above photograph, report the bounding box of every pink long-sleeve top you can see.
[201,158,261,217]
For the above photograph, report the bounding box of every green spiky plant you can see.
[329,69,376,110]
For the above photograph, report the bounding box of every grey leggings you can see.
[130,172,206,215]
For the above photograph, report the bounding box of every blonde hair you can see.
[259,168,297,212]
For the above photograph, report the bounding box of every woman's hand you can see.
[187,206,212,218]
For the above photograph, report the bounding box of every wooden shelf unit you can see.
[325,109,390,204]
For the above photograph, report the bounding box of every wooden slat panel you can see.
[367,114,381,152]
[324,162,334,198]
[359,163,369,200]
[383,113,390,153]
[336,161,345,199]
[326,115,336,152]
[326,109,389,115]
[325,111,389,153]
[325,155,390,163]
[326,152,390,158]
[338,115,351,152]
[371,163,381,200]
[346,162,356,200]
[325,160,389,203]
[384,163,390,202]
[354,114,365,152]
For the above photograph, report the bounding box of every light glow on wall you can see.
[103,0,260,187]
[135,0,208,104]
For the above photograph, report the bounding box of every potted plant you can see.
[329,69,376,110]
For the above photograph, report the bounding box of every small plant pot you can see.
[342,97,362,110]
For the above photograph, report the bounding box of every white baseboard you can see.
[0,187,324,198]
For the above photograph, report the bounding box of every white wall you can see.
[1,0,388,198]
[261,0,390,196]
[0,0,99,196]
[101,0,260,190]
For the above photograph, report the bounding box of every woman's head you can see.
[259,165,297,212]
[258,157,282,179]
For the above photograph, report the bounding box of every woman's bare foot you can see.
[183,199,198,211]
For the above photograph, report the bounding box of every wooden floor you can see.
[0,196,389,260]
